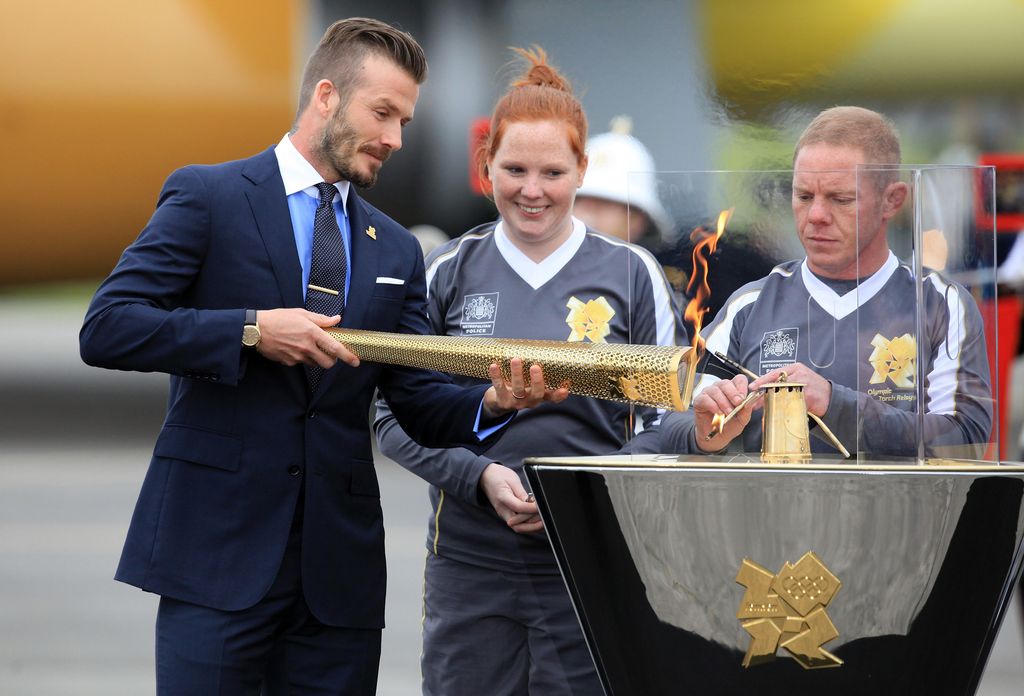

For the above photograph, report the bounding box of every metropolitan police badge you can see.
[760,328,798,373]
[460,292,499,336]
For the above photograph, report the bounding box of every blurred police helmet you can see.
[579,116,673,240]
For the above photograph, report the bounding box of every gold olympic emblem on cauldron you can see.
[735,551,843,669]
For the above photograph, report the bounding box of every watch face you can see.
[242,324,261,347]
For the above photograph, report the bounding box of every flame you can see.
[684,209,733,355]
[710,412,726,436]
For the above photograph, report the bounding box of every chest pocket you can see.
[371,280,406,301]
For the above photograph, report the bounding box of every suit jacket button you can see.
[308,411,317,419]
[288,465,301,476]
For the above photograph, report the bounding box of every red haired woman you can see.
[376,47,685,694]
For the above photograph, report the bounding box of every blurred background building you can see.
[4,0,1024,287]
[2,0,1024,693]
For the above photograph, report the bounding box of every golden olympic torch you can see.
[325,328,698,411]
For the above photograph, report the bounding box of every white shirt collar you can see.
[493,217,587,290]
[274,133,350,213]
[800,250,899,320]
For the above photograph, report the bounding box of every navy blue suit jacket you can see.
[80,147,500,629]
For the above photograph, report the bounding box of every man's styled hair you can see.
[294,17,427,123]
[794,106,902,190]
[795,106,901,164]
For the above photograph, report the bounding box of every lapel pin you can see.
[366,226,376,240]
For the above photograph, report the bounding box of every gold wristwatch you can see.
[241,309,261,348]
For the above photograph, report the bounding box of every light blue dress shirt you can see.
[273,134,352,302]
[286,188,352,303]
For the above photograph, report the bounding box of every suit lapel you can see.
[341,190,379,330]
[242,149,303,309]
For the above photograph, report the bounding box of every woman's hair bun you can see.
[510,45,571,92]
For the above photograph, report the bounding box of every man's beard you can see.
[316,111,390,189]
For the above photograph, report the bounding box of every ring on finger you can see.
[511,390,527,400]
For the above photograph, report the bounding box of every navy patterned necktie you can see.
[304,182,348,391]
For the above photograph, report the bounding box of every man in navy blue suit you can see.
[80,17,562,695]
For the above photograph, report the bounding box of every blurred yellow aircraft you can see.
[1,1,300,287]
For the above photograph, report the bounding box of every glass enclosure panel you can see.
[624,165,997,464]
[850,166,997,462]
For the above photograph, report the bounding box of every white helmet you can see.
[578,116,673,240]
[408,224,450,258]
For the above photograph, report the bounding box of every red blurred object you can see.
[469,117,491,195]
[975,153,1024,232]
[981,294,1022,460]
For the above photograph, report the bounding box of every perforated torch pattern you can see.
[324,329,689,411]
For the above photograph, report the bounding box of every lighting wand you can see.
[705,388,763,441]
[704,352,762,441]
[713,350,758,380]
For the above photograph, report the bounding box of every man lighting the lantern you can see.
[633,106,992,459]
